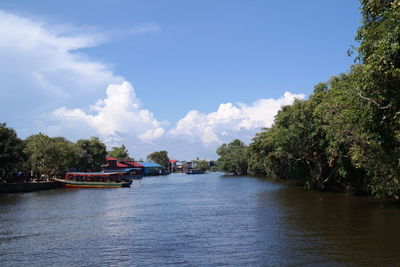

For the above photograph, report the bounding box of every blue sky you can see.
[0,0,361,160]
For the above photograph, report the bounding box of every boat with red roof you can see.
[54,171,132,188]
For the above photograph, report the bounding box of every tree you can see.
[147,150,169,168]
[52,137,80,175]
[216,139,248,175]
[108,145,129,159]
[247,1,400,198]
[75,137,107,172]
[24,134,78,177]
[0,123,25,178]
[25,133,57,176]
[194,159,209,171]
[351,0,400,198]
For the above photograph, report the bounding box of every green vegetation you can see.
[0,129,108,180]
[0,123,25,179]
[75,137,107,172]
[24,134,78,177]
[147,150,170,168]
[1,0,399,199]
[108,144,129,159]
[193,159,209,171]
[217,0,400,199]
[216,139,248,175]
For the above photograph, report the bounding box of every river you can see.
[1,172,399,266]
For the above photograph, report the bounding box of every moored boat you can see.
[102,168,143,180]
[186,169,205,174]
[54,172,132,188]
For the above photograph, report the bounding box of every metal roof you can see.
[126,161,144,167]
[66,172,124,176]
[140,162,163,168]
[116,162,129,167]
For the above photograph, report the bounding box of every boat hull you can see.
[53,178,131,188]
[186,170,205,174]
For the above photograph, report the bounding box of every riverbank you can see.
[0,181,59,193]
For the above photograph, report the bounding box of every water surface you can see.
[1,173,399,266]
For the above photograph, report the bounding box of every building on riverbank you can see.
[139,162,164,175]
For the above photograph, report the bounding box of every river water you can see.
[1,172,399,266]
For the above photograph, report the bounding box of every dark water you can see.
[1,173,400,266]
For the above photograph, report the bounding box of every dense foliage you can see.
[193,159,209,171]
[108,145,129,159]
[219,1,400,199]
[0,123,25,178]
[75,137,107,172]
[147,150,170,168]
[24,134,78,177]
[0,130,108,179]
[216,139,248,175]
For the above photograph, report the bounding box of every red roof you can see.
[169,159,177,163]
[126,161,143,167]
[106,157,118,161]
[116,162,129,167]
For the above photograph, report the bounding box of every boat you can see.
[186,169,205,174]
[102,168,143,180]
[54,171,132,188]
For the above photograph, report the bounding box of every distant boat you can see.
[186,169,205,175]
[54,171,132,188]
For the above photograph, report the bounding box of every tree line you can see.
[217,0,400,199]
[0,126,109,181]
[0,121,215,181]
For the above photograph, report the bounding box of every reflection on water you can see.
[0,173,399,266]
[262,184,400,266]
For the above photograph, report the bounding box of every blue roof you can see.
[140,162,163,168]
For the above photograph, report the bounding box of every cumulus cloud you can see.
[0,10,124,135]
[52,81,165,141]
[0,10,120,95]
[170,92,305,145]
[51,88,304,159]
[0,10,307,160]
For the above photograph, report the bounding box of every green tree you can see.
[24,134,76,177]
[108,144,129,159]
[52,137,80,175]
[75,137,107,172]
[25,133,56,176]
[0,123,25,178]
[350,0,400,198]
[248,77,364,192]
[247,1,400,198]
[147,150,169,168]
[216,139,248,175]
[194,159,209,171]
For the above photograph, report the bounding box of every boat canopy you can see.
[66,172,125,177]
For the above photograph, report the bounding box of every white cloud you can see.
[53,81,165,140]
[0,10,119,92]
[139,127,166,141]
[51,88,304,160]
[0,10,123,133]
[0,10,307,160]
[169,92,305,145]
